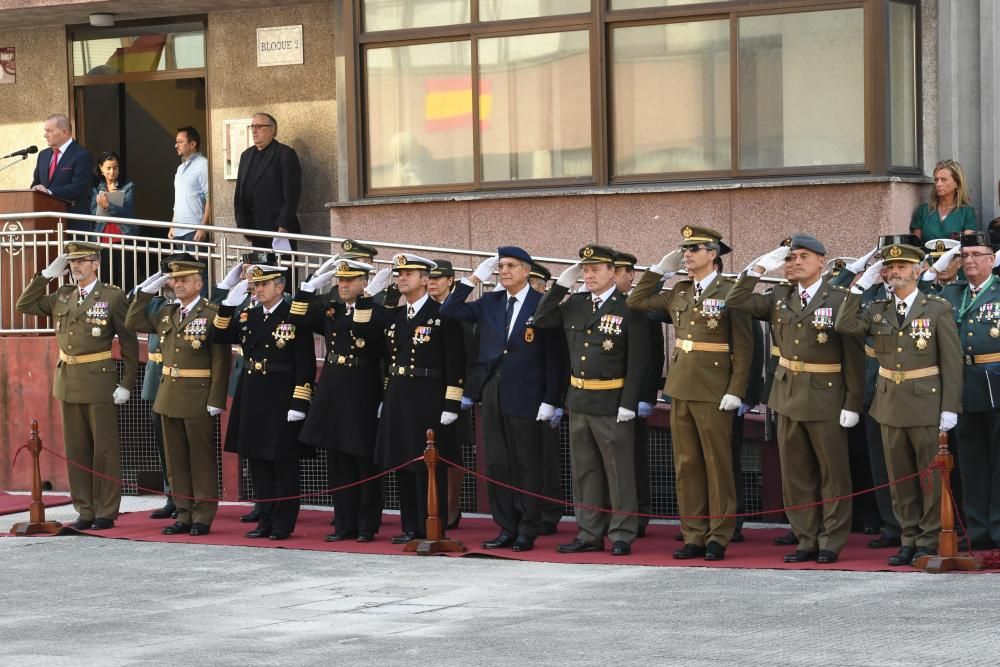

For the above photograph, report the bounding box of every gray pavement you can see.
[1,496,999,666]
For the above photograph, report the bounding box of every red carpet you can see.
[49,505,997,573]
[0,491,73,516]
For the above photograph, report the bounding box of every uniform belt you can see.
[327,352,368,367]
[770,345,780,358]
[162,367,212,378]
[864,345,876,358]
[778,357,842,374]
[147,352,163,363]
[570,376,625,390]
[59,350,113,365]
[964,352,1000,365]
[389,365,441,378]
[677,340,730,353]
[246,359,292,373]
[878,366,939,384]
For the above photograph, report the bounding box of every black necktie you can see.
[505,295,516,336]
[592,297,602,314]
[896,300,906,326]
[800,290,809,309]
[407,305,415,319]
[694,284,703,301]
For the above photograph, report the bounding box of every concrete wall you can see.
[206,2,336,240]
[0,26,70,192]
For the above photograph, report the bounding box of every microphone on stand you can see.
[1,145,38,159]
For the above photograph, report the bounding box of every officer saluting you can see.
[127,259,231,536]
[17,241,139,531]
[290,258,387,543]
[835,242,963,566]
[211,264,313,541]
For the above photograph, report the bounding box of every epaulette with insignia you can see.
[203,301,219,311]
[927,294,951,304]
[831,285,848,292]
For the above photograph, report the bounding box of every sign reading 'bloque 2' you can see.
[256,25,303,67]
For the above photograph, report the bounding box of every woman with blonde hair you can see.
[909,159,977,241]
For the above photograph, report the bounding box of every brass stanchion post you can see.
[11,420,63,536]
[403,429,466,555]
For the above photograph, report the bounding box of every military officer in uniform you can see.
[355,253,465,545]
[921,239,963,290]
[628,226,753,561]
[937,232,1000,549]
[127,260,231,536]
[290,258,386,542]
[727,234,865,563]
[211,265,313,540]
[534,245,651,556]
[17,241,138,530]
[835,243,963,565]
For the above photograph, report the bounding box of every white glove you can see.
[365,267,392,296]
[651,249,684,276]
[536,403,556,422]
[141,273,171,294]
[207,406,223,417]
[556,262,583,288]
[301,269,336,293]
[287,410,306,422]
[855,260,884,291]
[931,246,960,273]
[719,394,741,411]
[847,245,878,274]
[839,409,860,428]
[939,411,958,432]
[440,411,458,426]
[750,246,790,274]
[473,255,500,283]
[217,261,245,290]
[42,253,69,279]
[315,255,340,276]
[616,407,636,423]
[637,401,653,418]
[137,271,163,292]
[112,386,130,405]
[221,279,249,307]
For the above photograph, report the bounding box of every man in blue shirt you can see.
[169,126,210,246]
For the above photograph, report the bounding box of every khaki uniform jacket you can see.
[726,274,864,420]
[16,274,138,404]
[835,290,962,428]
[627,271,753,403]
[126,291,231,419]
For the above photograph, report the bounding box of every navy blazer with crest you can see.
[31,140,95,229]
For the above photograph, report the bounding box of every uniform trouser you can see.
[568,412,638,545]
[160,414,218,526]
[846,418,879,531]
[671,399,736,547]
[328,450,384,534]
[880,424,941,549]
[540,416,565,526]
[481,375,543,538]
[249,458,300,534]
[149,405,173,506]
[634,416,652,530]
[956,412,1000,546]
[397,464,448,538]
[777,415,853,553]
[60,400,121,520]
[730,413,745,533]
[865,410,901,538]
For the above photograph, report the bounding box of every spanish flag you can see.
[424,77,493,132]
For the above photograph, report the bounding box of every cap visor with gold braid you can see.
[167,260,206,277]
[64,241,102,259]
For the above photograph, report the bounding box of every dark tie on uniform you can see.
[505,295,517,336]
[48,147,60,182]
[896,299,906,326]
[592,297,602,314]
[78,288,85,306]
[971,286,981,302]
[346,305,354,318]
[800,290,809,309]
[180,306,189,321]
[694,283,703,301]
[407,305,415,319]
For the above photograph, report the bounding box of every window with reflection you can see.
[479,0,590,22]
[72,30,204,77]
[612,0,721,9]
[364,0,471,32]
[889,1,918,168]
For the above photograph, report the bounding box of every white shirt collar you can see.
[695,271,718,293]
[970,274,994,292]
[55,138,73,155]
[175,295,201,311]
[506,283,531,303]
[591,284,617,304]
[799,276,823,301]
[77,279,97,297]
[405,292,430,315]
[896,288,918,312]
[261,299,282,315]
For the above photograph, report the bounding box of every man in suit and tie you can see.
[233,113,302,250]
[442,246,566,552]
[31,114,94,232]
[727,234,865,564]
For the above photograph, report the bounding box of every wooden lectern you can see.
[0,190,68,330]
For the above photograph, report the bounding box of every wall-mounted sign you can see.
[0,47,15,85]
[256,25,303,67]
[223,118,253,180]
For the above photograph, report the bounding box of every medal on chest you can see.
[84,300,109,332]
[701,299,724,329]
[598,314,622,335]
[812,307,833,344]
[413,325,433,345]
[980,303,1000,338]
[273,322,296,348]
[909,318,932,350]
[183,317,208,349]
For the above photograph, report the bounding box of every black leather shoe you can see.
[269,531,290,541]
[90,518,114,530]
[189,522,211,536]
[70,518,93,531]
[150,505,176,520]
[162,522,191,535]
[482,531,516,549]
[773,531,799,546]
[239,510,260,524]
[862,522,880,535]
[783,550,819,563]
[730,529,745,543]
[391,532,416,545]
[512,535,535,552]
[911,546,937,564]
[704,541,726,561]
[888,546,917,566]
[325,530,358,542]
[817,550,839,564]
[246,528,271,538]
[672,544,707,560]
[447,512,462,530]
[611,540,631,556]
[868,534,902,549]
[357,531,375,543]
[538,522,557,536]
[556,538,604,553]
